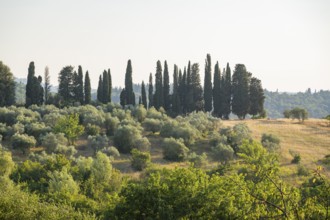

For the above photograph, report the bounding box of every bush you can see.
[104,114,120,136]
[162,138,189,161]
[41,132,68,153]
[114,125,148,154]
[284,108,308,122]
[132,105,147,122]
[187,152,207,168]
[85,123,101,136]
[297,165,309,176]
[291,154,301,164]
[261,133,280,152]
[101,146,120,158]
[143,118,163,133]
[131,149,151,171]
[209,131,227,147]
[321,154,330,165]
[54,145,77,158]
[88,135,109,154]
[11,133,36,155]
[160,121,199,146]
[25,122,51,143]
[221,123,252,153]
[212,143,234,162]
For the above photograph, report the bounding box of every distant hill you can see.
[264,89,330,118]
[14,78,329,118]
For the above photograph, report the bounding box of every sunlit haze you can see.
[1,0,329,92]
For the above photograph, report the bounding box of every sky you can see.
[0,0,329,92]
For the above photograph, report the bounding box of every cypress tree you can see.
[213,62,221,117]
[204,54,213,112]
[26,62,35,106]
[58,66,74,105]
[108,69,112,103]
[84,71,91,104]
[120,88,126,107]
[180,68,187,114]
[154,60,163,109]
[44,66,51,104]
[172,64,181,115]
[103,70,110,103]
[141,81,147,108]
[72,71,79,102]
[223,63,232,119]
[97,75,103,103]
[186,61,194,113]
[249,77,265,117]
[232,64,251,119]
[77,66,84,104]
[124,60,135,105]
[163,60,170,111]
[0,61,15,106]
[191,63,204,112]
[148,73,153,108]
[138,96,142,105]
[37,76,44,105]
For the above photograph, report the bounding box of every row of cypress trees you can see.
[132,54,265,119]
[97,69,112,104]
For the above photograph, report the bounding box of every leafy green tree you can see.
[163,61,170,111]
[212,143,234,162]
[90,151,112,186]
[41,132,68,154]
[249,77,265,117]
[84,71,91,104]
[154,60,163,109]
[141,81,147,108]
[58,66,74,105]
[44,66,51,104]
[11,133,36,155]
[213,62,222,117]
[204,54,213,112]
[131,148,151,171]
[54,113,84,145]
[48,168,79,198]
[124,60,135,105]
[88,134,109,155]
[232,64,251,119]
[0,61,15,107]
[148,73,153,108]
[222,63,232,119]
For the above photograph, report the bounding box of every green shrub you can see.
[212,143,234,162]
[131,149,151,171]
[297,165,309,176]
[11,133,36,155]
[101,146,120,158]
[143,118,163,133]
[261,133,280,152]
[88,135,109,154]
[162,138,189,161]
[321,154,330,165]
[291,154,301,164]
[85,123,101,136]
[41,132,68,153]
[132,104,147,122]
[160,121,199,146]
[104,114,120,136]
[221,123,252,153]
[187,152,207,168]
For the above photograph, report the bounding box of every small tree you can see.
[162,138,189,161]
[54,113,84,145]
[131,148,151,171]
[12,133,36,155]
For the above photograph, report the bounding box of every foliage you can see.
[48,168,79,198]
[88,135,109,155]
[104,114,120,136]
[101,146,120,158]
[132,104,147,122]
[261,133,281,152]
[162,137,189,161]
[221,123,252,153]
[187,152,207,168]
[130,149,151,171]
[54,113,84,145]
[11,133,36,155]
[204,54,213,112]
[143,118,163,133]
[41,132,68,153]
[292,154,301,164]
[284,107,309,122]
[0,61,15,107]
[297,165,309,176]
[212,143,234,162]
[85,124,101,136]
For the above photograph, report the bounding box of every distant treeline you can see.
[264,89,330,118]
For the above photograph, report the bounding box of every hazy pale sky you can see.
[1,0,329,92]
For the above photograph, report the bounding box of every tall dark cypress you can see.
[26,62,35,106]
[204,54,213,112]
[213,62,221,117]
[180,68,187,114]
[249,77,265,117]
[37,76,44,105]
[84,71,91,104]
[97,75,103,103]
[163,60,170,111]
[72,71,79,102]
[223,63,232,119]
[191,63,204,112]
[58,66,74,105]
[77,66,84,104]
[186,61,194,113]
[120,88,126,107]
[44,66,51,105]
[154,60,163,109]
[232,64,251,119]
[124,60,135,105]
[172,64,181,115]
[103,70,110,103]
[108,69,112,103]
[141,81,147,108]
[148,73,153,108]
